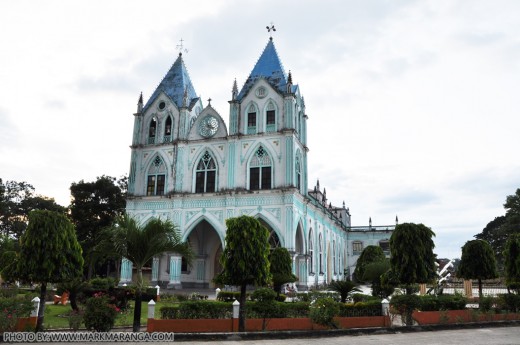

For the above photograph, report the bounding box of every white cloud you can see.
[1,0,519,259]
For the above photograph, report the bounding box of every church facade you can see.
[119,37,394,289]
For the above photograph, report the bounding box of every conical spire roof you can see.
[237,38,288,100]
[143,53,199,111]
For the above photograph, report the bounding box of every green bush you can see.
[418,294,466,311]
[352,293,381,303]
[479,296,496,312]
[0,288,18,298]
[338,300,382,317]
[160,301,232,319]
[497,293,520,312]
[278,302,310,318]
[295,291,339,303]
[390,294,421,325]
[216,291,246,302]
[83,294,118,332]
[309,297,340,328]
[0,296,34,332]
[89,277,117,290]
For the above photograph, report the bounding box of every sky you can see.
[1,0,519,259]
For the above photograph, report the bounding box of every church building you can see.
[119,36,394,289]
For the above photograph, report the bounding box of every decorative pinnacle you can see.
[207,98,212,106]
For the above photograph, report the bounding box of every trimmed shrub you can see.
[216,291,245,302]
[338,300,382,317]
[278,302,310,318]
[83,294,118,332]
[419,294,466,311]
[497,293,520,312]
[88,277,117,290]
[309,297,340,328]
[352,293,381,303]
[160,301,232,319]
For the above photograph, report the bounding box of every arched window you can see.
[164,116,172,143]
[247,104,257,134]
[319,233,323,274]
[265,102,276,132]
[295,156,301,191]
[147,156,166,196]
[268,230,281,248]
[249,146,272,190]
[308,229,314,274]
[195,151,217,193]
[148,118,157,144]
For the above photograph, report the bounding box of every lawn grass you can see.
[42,301,169,330]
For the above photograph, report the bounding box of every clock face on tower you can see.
[199,115,219,138]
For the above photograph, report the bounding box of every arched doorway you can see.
[183,220,222,288]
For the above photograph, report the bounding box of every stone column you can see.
[167,255,182,289]
[119,258,133,284]
[464,279,473,298]
[151,257,159,283]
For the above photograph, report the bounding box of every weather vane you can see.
[176,38,189,55]
[266,22,276,39]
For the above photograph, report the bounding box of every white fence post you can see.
[31,297,40,317]
[232,299,240,319]
[148,299,156,319]
[155,285,160,301]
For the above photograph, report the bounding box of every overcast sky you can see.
[1,0,519,259]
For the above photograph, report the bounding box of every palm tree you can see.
[328,279,361,303]
[97,214,193,332]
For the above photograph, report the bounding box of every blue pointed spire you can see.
[237,38,288,100]
[143,53,199,111]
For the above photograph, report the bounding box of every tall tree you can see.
[216,216,271,332]
[475,188,520,268]
[503,233,520,293]
[96,214,192,332]
[390,222,436,294]
[69,175,126,278]
[353,245,386,283]
[0,179,64,238]
[457,239,498,298]
[16,210,84,331]
[269,247,297,296]
[363,259,394,298]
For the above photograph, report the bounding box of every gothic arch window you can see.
[308,229,314,274]
[146,155,166,196]
[265,101,276,133]
[295,155,301,191]
[319,233,324,274]
[148,118,157,144]
[164,116,173,143]
[247,104,257,134]
[249,145,272,190]
[195,151,217,193]
[268,230,281,248]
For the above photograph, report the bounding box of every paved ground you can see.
[7,325,519,344]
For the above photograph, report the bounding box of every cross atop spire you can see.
[176,38,189,55]
[266,22,276,39]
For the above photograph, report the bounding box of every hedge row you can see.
[338,300,383,317]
